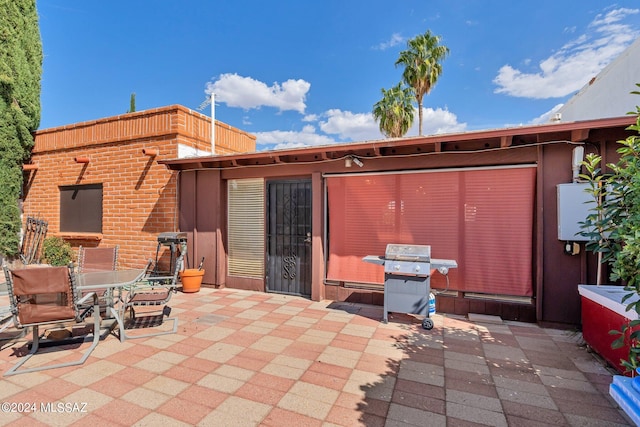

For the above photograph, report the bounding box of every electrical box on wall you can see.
[557,183,594,241]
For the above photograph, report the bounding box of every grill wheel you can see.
[422,317,434,330]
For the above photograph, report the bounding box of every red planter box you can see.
[579,285,640,376]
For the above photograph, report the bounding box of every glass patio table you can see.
[0,268,146,295]
[76,268,147,291]
[0,268,148,342]
[76,268,147,342]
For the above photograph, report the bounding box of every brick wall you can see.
[24,105,255,269]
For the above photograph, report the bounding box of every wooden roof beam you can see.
[571,128,590,142]
[501,136,512,148]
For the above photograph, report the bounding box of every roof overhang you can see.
[159,116,636,171]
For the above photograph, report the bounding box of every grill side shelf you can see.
[362,255,385,265]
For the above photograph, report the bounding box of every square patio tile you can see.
[122,386,172,410]
[195,342,244,363]
[142,375,190,397]
[156,396,212,425]
[197,373,245,394]
[277,392,333,420]
[249,336,293,354]
[386,402,446,427]
[267,408,325,427]
[214,364,257,381]
[200,396,272,425]
[446,401,507,427]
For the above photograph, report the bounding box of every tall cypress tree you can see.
[0,0,42,257]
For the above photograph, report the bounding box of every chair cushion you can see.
[18,303,75,324]
[11,266,71,296]
[79,247,117,273]
[129,290,171,304]
[10,266,76,325]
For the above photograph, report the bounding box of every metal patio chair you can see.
[2,264,101,376]
[77,245,119,306]
[0,305,25,348]
[0,278,27,346]
[0,307,12,333]
[117,248,184,341]
[78,245,119,273]
[19,216,48,265]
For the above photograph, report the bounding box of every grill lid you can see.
[158,232,188,244]
[385,244,431,262]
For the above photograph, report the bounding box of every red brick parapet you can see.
[33,104,256,155]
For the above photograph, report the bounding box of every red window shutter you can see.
[326,175,390,284]
[326,166,535,297]
[461,168,535,296]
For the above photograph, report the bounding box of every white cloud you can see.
[256,107,468,149]
[591,7,636,27]
[205,73,310,113]
[255,125,337,149]
[493,7,639,99]
[320,107,467,139]
[529,103,564,125]
[374,33,405,50]
[319,109,381,141]
[406,107,467,135]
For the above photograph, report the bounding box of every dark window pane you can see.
[59,184,103,233]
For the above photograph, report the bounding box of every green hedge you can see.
[0,0,43,257]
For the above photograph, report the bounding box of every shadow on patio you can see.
[0,287,632,426]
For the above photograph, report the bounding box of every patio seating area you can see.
[0,286,632,426]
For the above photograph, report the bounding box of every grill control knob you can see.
[394,264,400,271]
[415,265,421,272]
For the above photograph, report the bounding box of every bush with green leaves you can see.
[0,0,43,257]
[579,84,640,373]
[41,236,74,266]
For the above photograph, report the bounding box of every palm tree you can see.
[395,30,449,135]
[372,84,415,138]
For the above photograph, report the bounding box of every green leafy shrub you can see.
[580,84,640,373]
[0,1,43,257]
[41,236,73,266]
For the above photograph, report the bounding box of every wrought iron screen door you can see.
[266,179,312,297]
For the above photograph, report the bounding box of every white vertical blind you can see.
[228,178,265,278]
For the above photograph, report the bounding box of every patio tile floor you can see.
[0,287,633,426]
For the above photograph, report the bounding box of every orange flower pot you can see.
[179,269,204,293]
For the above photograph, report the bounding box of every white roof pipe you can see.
[572,146,584,182]
[211,92,216,155]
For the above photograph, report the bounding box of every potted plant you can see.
[179,257,205,293]
[579,85,640,424]
[41,236,74,266]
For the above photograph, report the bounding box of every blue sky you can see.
[37,1,640,150]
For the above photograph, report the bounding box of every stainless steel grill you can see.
[383,244,431,276]
[154,232,188,276]
[363,244,457,330]
[157,232,188,245]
